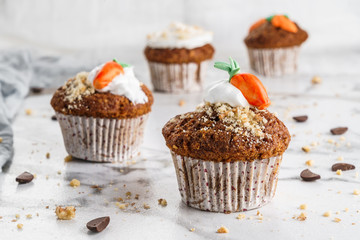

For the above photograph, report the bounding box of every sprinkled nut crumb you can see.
[117,203,127,210]
[344,208,349,212]
[336,170,342,175]
[179,100,186,107]
[310,141,318,147]
[190,228,195,232]
[57,170,62,175]
[11,219,17,222]
[26,214,32,219]
[0,137,3,143]
[217,226,229,233]
[327,139,335,144]
[355,172,359,178]
[296,212,307,221]
[305,160,313,166]
[15,214,20,219]
[158,198,167,207]
[17,223,23,229]
[335,211,340,215]
[55,206,76,220]
[302,146,311,153]
[69,179,80,188]
[333,218,341,223]
[135,194,140,200]
[64,155,72,162]
[323,211,331,217]
[311,76,322,84]
[0,216,2,219]
[143,203,150,209]
[339,136,346,141]
[353,189,360,195]
[236,213,246,220]
[126,192,132,196]
[300,204,307,210]
[25,109,32,115]
[46,153,50,159]
[352,223,356,225]
[337,156,344,161]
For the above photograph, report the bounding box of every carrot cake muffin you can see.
[244,15,308,76]
[51,60,154,164]
[162,58,290,212]
[144,22,215,93]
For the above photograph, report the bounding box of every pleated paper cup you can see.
[171,151,282,213]
[147,61,209,93]
[247,46,300,76]
[56,113,149,164]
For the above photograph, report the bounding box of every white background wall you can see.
[0,0,359,85]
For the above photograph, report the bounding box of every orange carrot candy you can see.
[214,57,271,110]
[269,14,298,33]
[93,59,125,90]
[249,18,267,32]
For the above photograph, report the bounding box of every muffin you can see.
[244,15,308,76]
[51,60,154,164]
[162,58,290,212]
[144,22,215,93]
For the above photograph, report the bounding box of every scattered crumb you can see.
[11,219,17,222]
[310,141,318,147]
[26,214,32,219]
[300,204,307,210]
[333,218,341,223]
[344,208,349,212]
[305,160,313,167]
[311,76,322,84]
[15,214,20,219]
[45,206,49,209]
[336,170,342,176]
[55,206,76,220]
[46,152,50,159]
[17,223,23,229]
[190,228,195,232]
[25,109,32,115]
[179,100,186,107]
[69,179,80,188]
[236,213,246,220]
[339,136,346,141]
[126,192,132,197]
[335,211,340,215]
[302,146,311,153]
[0,137,2,143]
[352,223,356,225]
[337,156,344,161]
[158,198,168,207]
[296,212,307,221]
[57,170,62,175]
[134,194,140,200]
[117,203,127,210]
[217,226,229,234]
[327,139,335,144]
[143,203,150,210]
[323,211,331,217]
[353,189,360,195]
[64,155,72,162]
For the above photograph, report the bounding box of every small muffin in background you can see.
[162,58,290,213]
[51,60,153,164]
[244,15,308,76]
[144,22,215,93]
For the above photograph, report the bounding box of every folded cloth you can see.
[0,51,32,171]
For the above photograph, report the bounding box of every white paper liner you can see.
[56,113,149,164]
[147,61,209,93]
[171,152,282,212]
[247,46,300,76]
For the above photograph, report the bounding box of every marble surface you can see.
[0,51,360,240]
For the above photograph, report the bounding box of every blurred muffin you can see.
[144,22,215,93]
[162,58,290,212]
[51,60,153,164]
[244,15,308,76]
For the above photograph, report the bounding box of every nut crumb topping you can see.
[63,72,95,104]
[55,206,76,220]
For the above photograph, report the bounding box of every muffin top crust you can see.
[162,102,290,162]
[244,15,308,49]
[51,61,153,119]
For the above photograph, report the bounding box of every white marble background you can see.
[0,0,360,239]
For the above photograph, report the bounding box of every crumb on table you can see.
[217,226,229,233]
[55,206,76,220]
[69,179,80,188]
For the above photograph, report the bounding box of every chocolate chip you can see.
[330,127,348,135]
[51,115,57,121]
[16,172,34,184]
[86,216,110,233]
[293,115,308,122]
[30,87,44,94]
[300,169,320,181]
[331,163,355,172]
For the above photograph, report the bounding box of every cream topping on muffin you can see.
[146,22,213,49]
[204,80,250,108]
[87,64,148,104]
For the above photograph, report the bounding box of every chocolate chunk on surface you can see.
[30,87,44,94]
[330,127,348,135]
[86,216,110,233]
[331,163,355,172]
[293,115,308,122]
[16,172,34,184]
[300,169,320,181]
[51,115,57,121]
